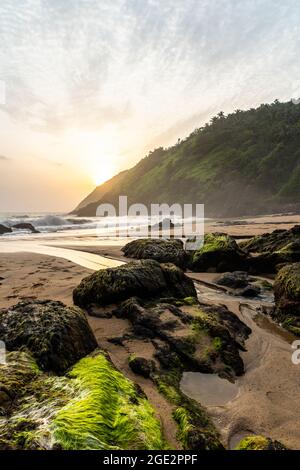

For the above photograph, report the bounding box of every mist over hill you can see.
[74,100,300,218]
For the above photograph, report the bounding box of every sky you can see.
[0,0,300,213]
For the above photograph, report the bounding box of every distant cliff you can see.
[73,100,300,217]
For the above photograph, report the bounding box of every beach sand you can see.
[0,251,180,449]
[1,213,300,449]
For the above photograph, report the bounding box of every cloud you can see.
[0,155,10,161]
[0,0,299,139]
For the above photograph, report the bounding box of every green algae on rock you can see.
[242,226,300,273]
[53,352,166,450]
[241,226,300,254]
[0,300,97,374]
[116,296,250,378]
[235,435,287,450]
[122,239,188,269]
[73,260,196,308]
[190,233,247,272]
[154,370,223,450]
[0,350,166,450]
[272,263,300,335]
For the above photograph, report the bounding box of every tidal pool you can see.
[180,372,239,406]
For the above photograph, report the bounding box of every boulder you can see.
[215,271,250,289]
[122,238,187,268]
[73,260,197,308]
[114,297,251,377]
[272,263,300,335]
[274,263,300,317]
[190,233,248,272]
[0,300,97,374]
[235,435,287,450]
[128,356,156,378]
[241,225,300,254]
[0,224,12,235]
[235,285,261,298]
[0,350,166,450]
[12,223,39,233]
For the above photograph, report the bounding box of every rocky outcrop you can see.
[0,224,12,235]
[113,297,250,378]
[235,435,287,450]
[12,223,39,233]
[242,226,300,273]
[241,225,300,253]
[128,356,156,378]
[273,263,300,335]
[0,350,165,450]
[72,258,251,450]
[122,238,188,268]
[215,271,251,289]
[0,300,97,374]
[73,260,197,308]
[190,233,248,272]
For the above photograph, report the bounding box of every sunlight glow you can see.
[92,162,114,186]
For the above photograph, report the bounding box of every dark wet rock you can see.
[115,297,251,377]
[235,435,287,450]
[73,260,197,308]
[235,285,261,298]
[242,226,300,273]
[12,223,39,233]
[215,271,251,289]
[0,300,97,374]
[272,263,300,335]
[129,356,156,378]
[0,224,12,235]
[0,349,166,450]
[0,351,38,414]
[122,238,188,268]
[190,233,248,272]
[149,218,181,230]
[248,251,297,274]
[241,225,300,254]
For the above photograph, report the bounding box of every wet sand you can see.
[193,275,300,450]
[0,251,180,449]
[1,212,300,449]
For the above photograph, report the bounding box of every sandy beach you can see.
[1,214,300,449]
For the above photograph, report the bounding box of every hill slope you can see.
[74,100,300,217]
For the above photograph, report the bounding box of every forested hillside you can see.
[74,100,300,217]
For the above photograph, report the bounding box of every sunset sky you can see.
[0,0,300,212]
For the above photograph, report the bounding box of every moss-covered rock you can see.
[272,263,300,334]
[155,372,223,450]
[0,350,166,450]
[115,297,250,378]
[128,356,156,378]
[242,226,300,273]
[73,260,196,308]
[235,435,287,450]
[190,233,247,272]
[52,352,166,450]
[0,300,97,374]
[0,351,39,414]
[122,238,188,269]
[241,225,300,254]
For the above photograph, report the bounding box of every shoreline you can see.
[0,245,300,448]
[1,215,300,449]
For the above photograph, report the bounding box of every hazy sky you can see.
[0,0,300,212]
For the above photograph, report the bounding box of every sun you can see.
[92,162,115,186]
